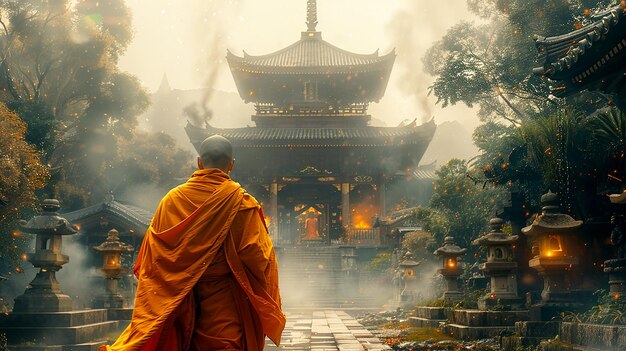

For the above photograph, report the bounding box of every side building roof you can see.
[64,194,153,236]
[533,5,626,97]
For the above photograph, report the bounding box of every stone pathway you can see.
[265,311,391,351]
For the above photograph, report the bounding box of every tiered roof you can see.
[185,119,435,148]
[226,0,395,106]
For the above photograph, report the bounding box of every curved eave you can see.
[533,5,625,79]
[227,49,396,75]
[185,120,436,150]
[64,201,152,234]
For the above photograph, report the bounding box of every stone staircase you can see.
[277,246,358,308]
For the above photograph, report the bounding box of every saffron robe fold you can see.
[100,169,285,351]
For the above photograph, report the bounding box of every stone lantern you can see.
[522,191,583,310]
[399,251,421,302]
[93,229,134,308]
[13,199,77,313]
[434,236,467,300]
[605,191,626,296]
[473,217,523,309]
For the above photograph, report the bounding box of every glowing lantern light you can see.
[92,229,134,308]
[434,236,467,300]
[522,191,583,311]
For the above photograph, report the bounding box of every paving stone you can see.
[268,311,387,350]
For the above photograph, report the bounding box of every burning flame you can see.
[351,201,377,229]
[447,258,457,268]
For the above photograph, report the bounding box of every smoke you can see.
[184,0,245,128]
[386,0,471,124]
[56,235,100,309]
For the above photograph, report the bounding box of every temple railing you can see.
[345,228,381,246]
[254,103,368,117]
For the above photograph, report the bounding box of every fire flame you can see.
[351,201,377,229]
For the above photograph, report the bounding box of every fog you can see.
[120,0,481,132]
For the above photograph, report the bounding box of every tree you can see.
[0,102,48,268]
[423,0,614,123]
[0,0,151,209]
[472,107,626,219]
[430,159,506,250]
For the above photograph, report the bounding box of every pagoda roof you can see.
[64,194,152,235]
[227,33,395,74]
[533,4,626,95]
[185,119,436,148]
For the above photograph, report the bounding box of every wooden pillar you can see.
[341,183,350,227]
[378,179,387,219]
[270,183,279,244]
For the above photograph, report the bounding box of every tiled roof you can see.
[64,197,152,233]
[534,5,625,77]
[185,120,436,146]
[227,33,395,71]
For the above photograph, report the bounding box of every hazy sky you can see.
[119,0,481,129]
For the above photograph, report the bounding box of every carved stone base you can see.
[13,290,73,313]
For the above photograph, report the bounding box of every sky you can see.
[118,0,481,130]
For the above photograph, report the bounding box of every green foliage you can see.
[366,253,392,272]
[562,289,626,325]
[0,103,48,270]
[473,107,626,217]
[0,333,6,351]
[422,289,485,310]
[430,159,506,249]
[0,1,195,211]
[402,230,436,261]
[424,0,614,122]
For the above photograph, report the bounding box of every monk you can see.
[100,135,285,351]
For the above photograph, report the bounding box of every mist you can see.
[121,0,482,134]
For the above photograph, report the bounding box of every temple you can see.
[533,4,626,108]
[185,0,435,246]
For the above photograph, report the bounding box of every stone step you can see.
[9,341,107,351]
[452,309,528,327]
[4,321,119,345]
[0,309,109,328]
[446,323,514,340]
[408,316,447,328]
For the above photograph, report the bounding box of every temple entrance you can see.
[276,184,341,246]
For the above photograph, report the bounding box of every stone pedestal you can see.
[93,278,126,308]
[0,309,119,349]
[605,258,626,296]
[12,270,73,313]
[474,218,523,310]
[440,270,463,300]
[339,246,359,300]
[1,199,123,350]
[434,236,467,301]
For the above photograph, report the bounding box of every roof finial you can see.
[306,0,318,32]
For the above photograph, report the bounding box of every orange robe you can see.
[100,169,285,351]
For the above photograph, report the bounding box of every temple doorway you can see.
[276,184,341,246]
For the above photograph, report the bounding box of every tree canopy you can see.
[0,0,153,208]
[0,102,48,267]
[424,0,614,123]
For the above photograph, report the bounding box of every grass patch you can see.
[404,327,455,342]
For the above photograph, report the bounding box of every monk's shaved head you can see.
[198,135,233,171]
